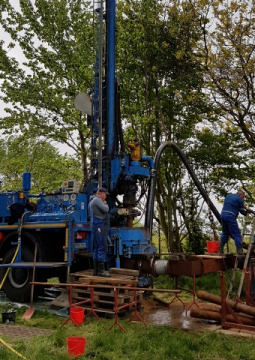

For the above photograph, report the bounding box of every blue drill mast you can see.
[0,0,157,302]
[0,0,224,303]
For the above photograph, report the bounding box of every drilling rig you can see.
[0,0,222,302]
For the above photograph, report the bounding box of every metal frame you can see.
[220,271,255,332]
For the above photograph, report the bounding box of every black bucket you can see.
[2,310,16,323]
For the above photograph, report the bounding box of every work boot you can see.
[242,242,248,250]
[93,261,98,276]
[98,262,111,277]
[236,246,245,258]
[236,246,245,269]
[219,242,225,254]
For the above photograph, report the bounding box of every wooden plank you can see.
[78,277,138,285]
[72,288,133,298]
[79,273,135,280]
[69,269,137,280]
[109,268,139,277]
[72,293,138,307]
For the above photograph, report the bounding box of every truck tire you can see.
[1,246,34,302]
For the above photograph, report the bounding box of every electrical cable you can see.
[0,212,30,290]
[0,337,27,359]
[0,212,31,359]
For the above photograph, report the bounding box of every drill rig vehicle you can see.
[0,0,221,302]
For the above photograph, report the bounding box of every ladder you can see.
[227,216,255,300]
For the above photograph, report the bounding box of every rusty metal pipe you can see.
[30,282,181,293]
[190,308,255,326]
[197,290,255,318]
[197,303,255,320]
[197,303,221,312]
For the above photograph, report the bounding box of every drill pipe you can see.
[197,290,255,318]
[197,303,221,312]
[190,308,255,327]
[197,303,255,320]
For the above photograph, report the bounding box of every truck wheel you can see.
[1,246,34,302]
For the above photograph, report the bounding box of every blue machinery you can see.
[0,0,223,302]
[0,0,158,302]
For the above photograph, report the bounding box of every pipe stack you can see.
[190,291,255,327]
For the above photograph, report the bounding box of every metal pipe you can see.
[107,0,116,163]
[197,303,221,312]
[190,308,255,326]
[197,290,255,317]
[31,281,181,293]
[98,1,104,187]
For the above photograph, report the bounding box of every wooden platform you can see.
[68,268,142,314]
[69,269,138,286]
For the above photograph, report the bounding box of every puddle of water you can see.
[143,306,217,331]
[144,307,187,327]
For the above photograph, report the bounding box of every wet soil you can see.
[141,297,213,331]
[140,297,255,338]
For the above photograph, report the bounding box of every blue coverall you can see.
[89,196,109,262]
[220,193,247,247]
[92,218,107,262]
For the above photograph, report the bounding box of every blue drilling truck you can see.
[0,0,221,302]
[0,0,159,302]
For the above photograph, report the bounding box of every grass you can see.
[0,309,255,360]
[153,270,244,303]
[0,271,252,360]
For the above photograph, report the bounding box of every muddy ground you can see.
[141,297,255,338]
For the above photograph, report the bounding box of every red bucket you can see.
[206,241,219,253]
[70,307,84,324]
[67,337,86,358]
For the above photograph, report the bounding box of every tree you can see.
[117,0,213,252]
[0,135,82,192]
[197,0,255,203]
[0,0,94,187]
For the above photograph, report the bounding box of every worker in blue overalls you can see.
[220,190,254,257]
[89,188,111,277]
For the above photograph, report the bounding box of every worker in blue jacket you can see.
[89,187,111,277]
[220,190,254,256]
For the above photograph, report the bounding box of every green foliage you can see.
[117,0,214,253]
[200,0,255,201]
[0,135,82,192]
[1,0,255,254]
[0,0,94,185]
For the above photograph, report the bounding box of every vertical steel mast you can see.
[93,0,115,191]
[93,0,106,189]
[106,0,116,165]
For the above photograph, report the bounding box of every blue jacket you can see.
[221,193,247,218]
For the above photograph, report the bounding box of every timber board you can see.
[69,269,138,286]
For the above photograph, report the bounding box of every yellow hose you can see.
[0,337,27,359]
[0,242,20,290]
[0,212,29,290]
[0,211,32,359]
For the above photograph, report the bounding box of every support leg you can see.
[168,277,185,309]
